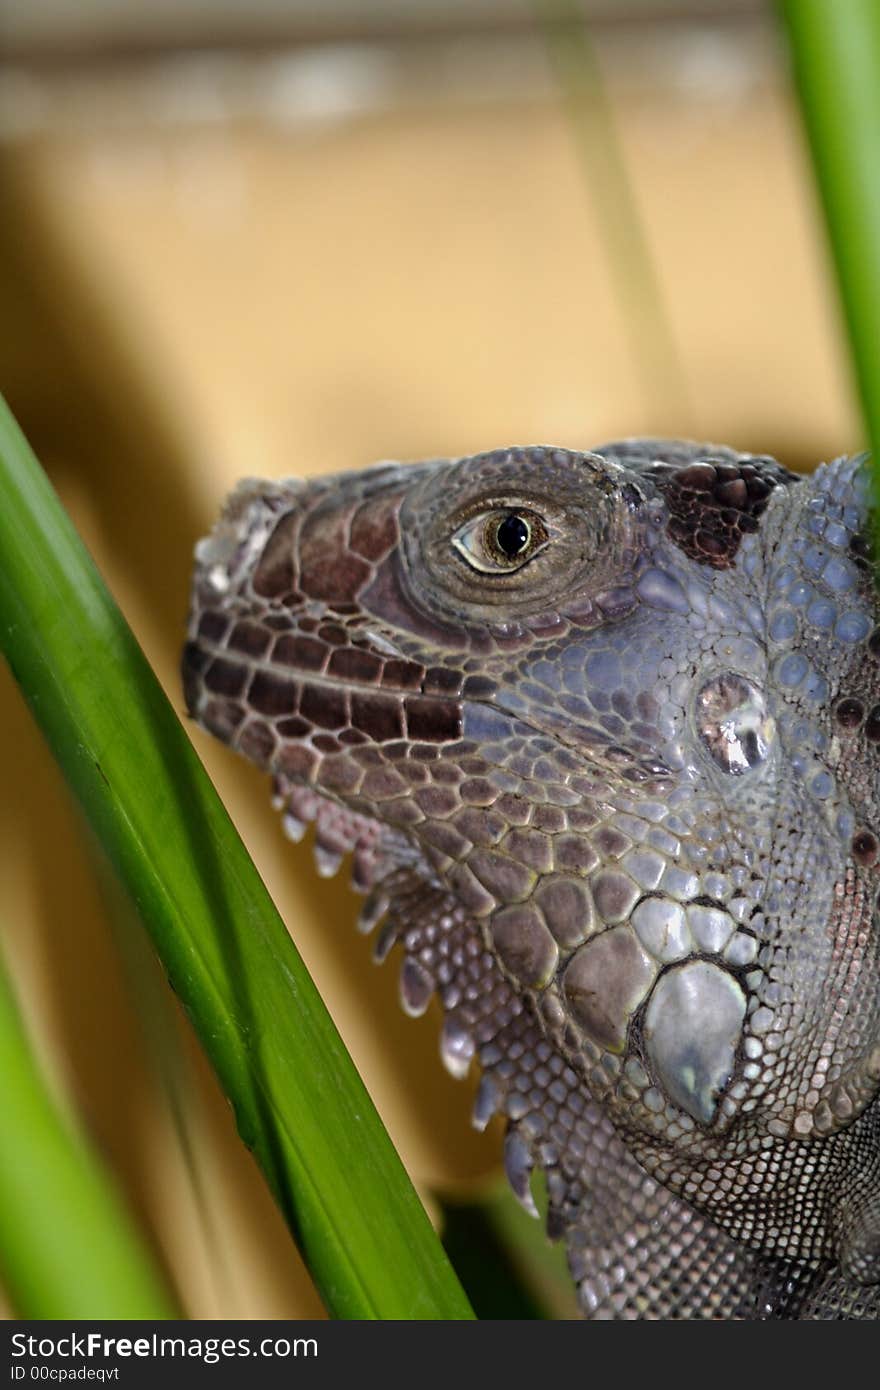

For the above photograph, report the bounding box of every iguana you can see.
[182,439,880,1319]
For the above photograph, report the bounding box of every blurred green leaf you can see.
[442,1179,578,1321]
[0,943,178,1318]
[781,0,880,469]
[0,393,473,1321]
[536,0,692,427]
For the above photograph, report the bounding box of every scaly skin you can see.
[182,440,880,1318]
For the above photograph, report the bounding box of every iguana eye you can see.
[452,508,549,574]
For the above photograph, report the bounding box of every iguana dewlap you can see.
[183,440,880,1318]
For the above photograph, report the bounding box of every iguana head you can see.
[183,441,880,1292]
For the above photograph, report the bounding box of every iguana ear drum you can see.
[695,672,775,775]
[186,441,880,1319]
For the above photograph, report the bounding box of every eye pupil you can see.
[494,513,530,558]
[451,506,547,574]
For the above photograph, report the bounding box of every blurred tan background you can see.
[0,0,863,1318]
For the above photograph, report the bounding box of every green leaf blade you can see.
[0,393,473,1321]
[0,947,179,1319]
[781,0,880,467]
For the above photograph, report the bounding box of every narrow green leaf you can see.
[482,1182,579,1321]
[535,0,692,426]
[441,1180,578,1320]
[0,393,473,1321]
[780,0,880,467]
[0,944,178,1319]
